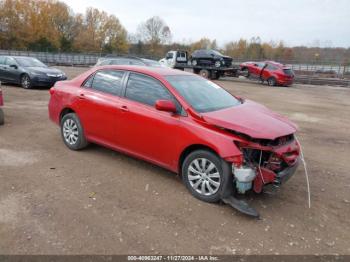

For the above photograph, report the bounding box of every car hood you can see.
[201,100,297,140]
[27,67,63,75]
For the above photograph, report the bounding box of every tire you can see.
[60,113,88,150]
[192,59,198,66]
[21,74,32,89]
[267,77,277,86]
[199,69,211,79]
[214,60,221,68]
[182,150,233,203]
[242,68,250,78]
[0,108,4,125]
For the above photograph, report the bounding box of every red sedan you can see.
[48,66,300,206]
[240,61,295,86]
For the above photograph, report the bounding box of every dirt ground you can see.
[0,66,349,255]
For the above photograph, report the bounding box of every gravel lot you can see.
[0,67,349,255]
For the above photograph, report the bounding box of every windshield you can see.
[211,50,224,56]
[15,57,47,67]
[166,75,241,113]
[142,59,162,67]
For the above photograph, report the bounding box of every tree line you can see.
[0,0,349,64]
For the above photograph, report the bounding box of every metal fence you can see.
[1,49,349,86]
[0,49,101,66]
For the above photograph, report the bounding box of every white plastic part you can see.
[233,166,257,183]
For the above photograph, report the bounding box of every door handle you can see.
[120,105,129,112]
[78,93,86,99]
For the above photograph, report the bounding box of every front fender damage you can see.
[220,135,300,218]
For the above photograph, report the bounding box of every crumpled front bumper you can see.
[275,157,300,185]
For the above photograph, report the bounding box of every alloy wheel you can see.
[215,61,221,68]
[187,158,221,196]
[63,119,79,145]
[21,75,31,89]
[268,77,276,86]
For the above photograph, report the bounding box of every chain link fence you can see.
[1,49,349,86]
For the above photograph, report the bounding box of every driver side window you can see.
[125,73,182,113]
[5,57,17,66]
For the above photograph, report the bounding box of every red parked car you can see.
[240,61,295,86]
[48,66,300,213]
[0,87,4,125]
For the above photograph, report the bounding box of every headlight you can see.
[46,73,63,77]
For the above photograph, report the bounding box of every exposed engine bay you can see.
[232,133,300,194]
[222,132,301,218]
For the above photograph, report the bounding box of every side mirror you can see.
[155,100,177,113]
[10,64,18,69]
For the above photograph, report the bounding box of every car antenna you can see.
[295,135,311,209]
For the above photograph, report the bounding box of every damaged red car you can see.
[48,66,300,216]
[240,61,295,86]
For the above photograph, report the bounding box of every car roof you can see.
[265,61,285,67]
[96,65,192,77]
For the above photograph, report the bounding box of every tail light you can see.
[49,88,55,95]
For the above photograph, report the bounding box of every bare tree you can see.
[137,16,171,55]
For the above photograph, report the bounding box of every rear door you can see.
[116,72,182,168]
[74,69,125,146]
[262,64,277,80]
[250,62,264,77]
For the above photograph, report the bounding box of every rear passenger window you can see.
[125,73,174,107]
[89,70,124,96]
[0,56,5,64]
[266,64,277,70]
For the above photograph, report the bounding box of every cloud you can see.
[61,0,350,47]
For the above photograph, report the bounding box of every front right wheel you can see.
[182,150,233,203]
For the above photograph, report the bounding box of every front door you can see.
[4,57,20,82]
[116,72,182,169]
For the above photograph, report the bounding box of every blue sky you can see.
[61,0,350,48]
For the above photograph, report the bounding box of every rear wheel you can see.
[267,77,277,86]
[182,150,233,203]
[60,113,88,150]
[199,69,211,79]
[0,108,4,125]
[21,74,32,89]
[242,68,250,78]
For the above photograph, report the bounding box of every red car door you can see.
[74,69,125,146]
[249,63,260,77]
[116,72,182,169]
[261,64,276,80]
